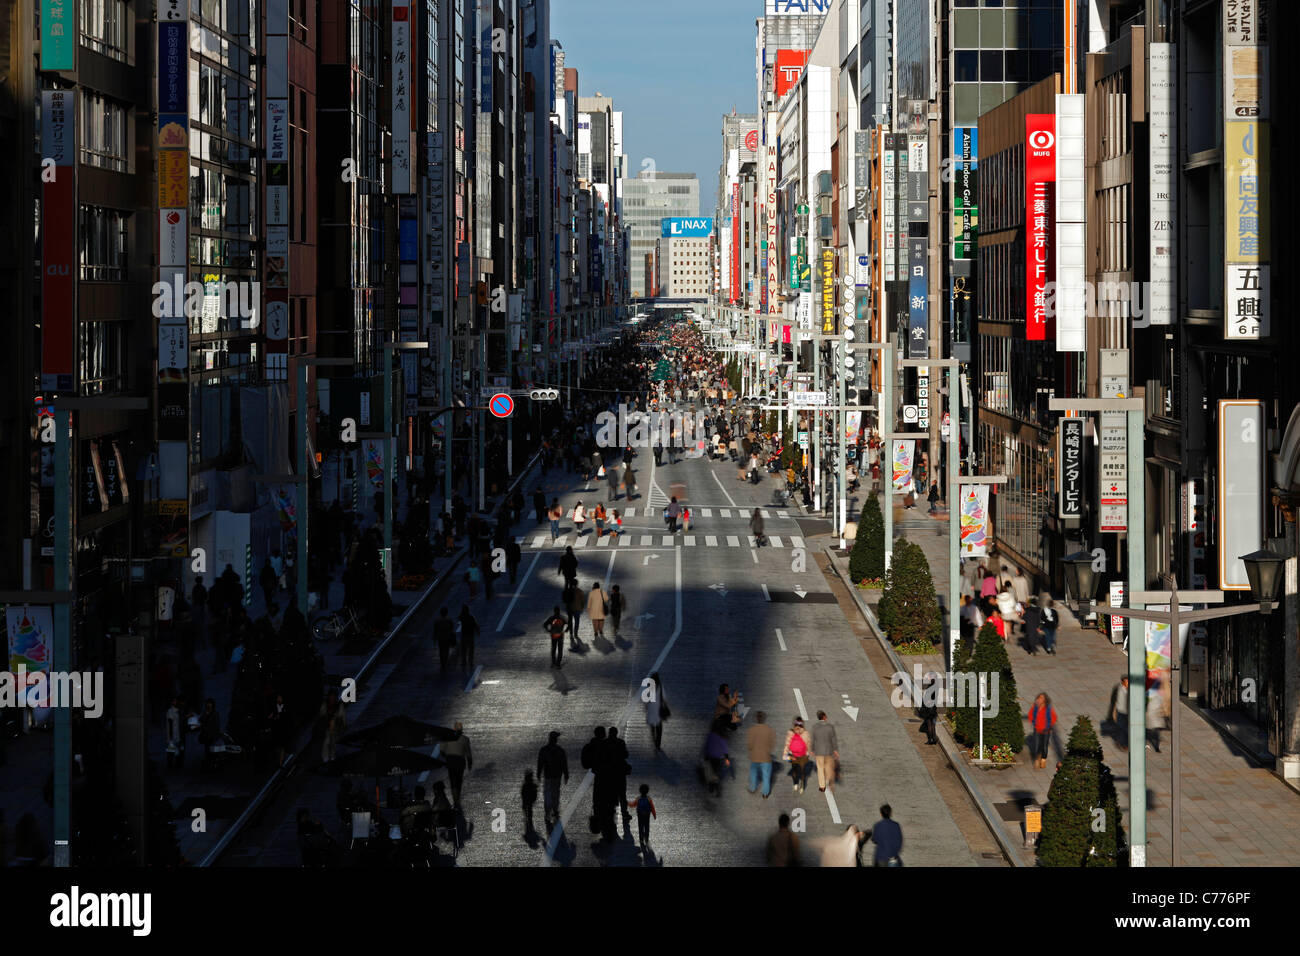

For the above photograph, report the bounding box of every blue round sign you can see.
[489,393,514,418]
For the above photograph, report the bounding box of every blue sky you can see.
[550,0,761,214]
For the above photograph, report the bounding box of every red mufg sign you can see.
[1025,114,1056,341]
[775,49,811,99]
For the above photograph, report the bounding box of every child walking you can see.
[629,783,657,849]
[522,770,538,835]
[610,509,623,540]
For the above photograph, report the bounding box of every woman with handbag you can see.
[783,717,813,794]
[571,501,587,537]
[645,671,668,751]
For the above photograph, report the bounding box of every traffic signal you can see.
[529,389,559,402]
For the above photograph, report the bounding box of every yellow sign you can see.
[820,249,835,334]
[1025,806,1042,834]
[1224,122,1269,261]
[158,149,188,208]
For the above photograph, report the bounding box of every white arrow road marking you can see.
[643,553,661,566]
[794,586,807,599]
[842,705,859,721]
[793,688,809,722]
[709,582,728,598]
[775,627,787,651]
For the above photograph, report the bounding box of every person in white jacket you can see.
[572,502,587,536]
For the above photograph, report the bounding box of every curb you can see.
[198,452,543,867]
[823,546,1028,867]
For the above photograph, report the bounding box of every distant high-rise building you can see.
[621,173,700,298]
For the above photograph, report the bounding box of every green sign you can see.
[789,255,799,286]
[41,0,74,70]
[796,204,809,216]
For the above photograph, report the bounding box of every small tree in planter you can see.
[953,621,1025,754]
[876,539,941,648]
[849,495,885,585]
[1037,716,1127,867]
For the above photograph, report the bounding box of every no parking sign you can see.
[489,393,514,418]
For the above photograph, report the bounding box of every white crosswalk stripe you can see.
[747,536,756,547]
[700,508,712,517]
[727,536,740,547]
[532,535,547,548]
[625,507,636,517]
[597,535,611,547]
[791,536,804,548]
[619,535,631,546]
[573,536,587,548]
[705,535,717,547]
[640,536,652,546]
[684,536,696,546]
[720,509,731,518]
[769,536,783,548]
[554,536,568,548]
[522,530,805,552]
[760,510,770,518]
[777,511,789,518]
[662,535,674,546]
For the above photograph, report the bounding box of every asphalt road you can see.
[222,433,981,867]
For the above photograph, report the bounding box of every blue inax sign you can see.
[661,218,713,238]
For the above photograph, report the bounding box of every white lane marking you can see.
[684,536,696,546]
[727,536,740,547]
[769,536,783,548]
[775,628,787,651]
[496,551,542,632]
[546,546,683,867]
[793,688,809,722]
[701,508,713,517]
[640,535,652,546]
[705,535,717,546]
[464,665,482,693]
[747,535,757,547]
[761,583,771,601]
[825,788,842,825]
[603,549,617,591]
[751,550,758,564]
[791,536,804,548]
[711,470,738,508]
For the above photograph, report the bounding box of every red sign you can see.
[744,129,759,153]
[731,184,740,304]
[42,177,75,391]
[489,393,514,418]
[1025,114,1056,341]
[775,49,811,99]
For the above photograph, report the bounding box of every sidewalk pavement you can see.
[831,492,1300,867]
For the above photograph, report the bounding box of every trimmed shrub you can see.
[876,539,941,647]
[849,495,885,584]
[1037,716,1127,867]
[953,621,1025,754]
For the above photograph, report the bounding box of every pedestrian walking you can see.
[664,497,681,533]
[593,502,607,538]
[1109,675,1131,750]
[1146,682,1166,753]
[783,716,812,793]
[653,439,663,466]
[629,784,656,849]
[457,605,479,669]
[746,711,775,798]
[644,671,668,750]
[548,500,563,540]
[533,488,547,525]
[165,697,186,770]
[703,718,731,797]
[566,582,586,645]
[433,606,456,672]
[543,606,567,667]
[558,546,578,589]
[811,710,839,793]
[918,678,940,745]
[866,804,904,866]
[749,508,766,546]
[1039,596,1059,654]
[581,727,617,841]
[609,509,623,540]
[479,552,494,601]
[1027,692,1057,769]
[766,813,800,867]
[587,581,608,639]
[505,538,521,585]
[623,467,637,500]
[521,771,538,836]
[607,584,625,636]
[607,726,631,826]
[536,731,569,830]
[572,501,587,536]
[681,505,691,533]
[441,722,472,809]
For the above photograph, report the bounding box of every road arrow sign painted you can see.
[842,705,859,721]
[710,583,728,598]
[794,586,807,598]
[642,553,661,566]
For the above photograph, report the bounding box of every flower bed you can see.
[969,742,1017,764]
[895,638,936,655]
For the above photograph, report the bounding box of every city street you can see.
[222,438,985,866]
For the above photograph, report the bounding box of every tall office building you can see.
[621,172,700,298]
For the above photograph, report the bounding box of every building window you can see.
[80,0,129,62]
[80,91,129,172]
[78,319,128,394]
[78,205,128,281]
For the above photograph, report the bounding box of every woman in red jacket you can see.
[1027,693,1057,769]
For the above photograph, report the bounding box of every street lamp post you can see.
[1064,550,1284,866]
[373,342,428,590]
